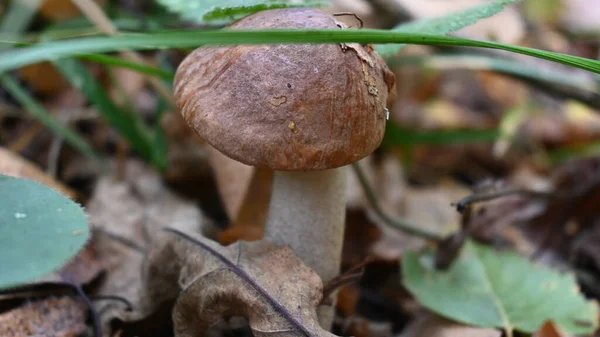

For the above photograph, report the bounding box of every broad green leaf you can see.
[375,0,520,56]
[0,175,89,289]
[1,29,599,76]
[403,240,599,335]
[156,0,328,24]
[53,58,168,171]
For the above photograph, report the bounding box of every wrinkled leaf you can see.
[156,0,328,24]
[0,175,89,289]
[85,159,205,334]
[403,240,599,335]
[375,0,520,57]
[131,229,336,337]
[0,296,87,337]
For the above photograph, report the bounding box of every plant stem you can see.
[351,163,445,241]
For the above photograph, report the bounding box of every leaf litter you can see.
[4,0,600,337]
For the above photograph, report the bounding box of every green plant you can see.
[0,175,90,290]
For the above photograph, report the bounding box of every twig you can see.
[322,256,374,303]
[453,187,556,214]
[350,163,445,242]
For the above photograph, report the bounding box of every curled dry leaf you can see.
[0,296,87,337]
[129,229,337,337]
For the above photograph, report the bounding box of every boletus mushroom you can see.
[173,7,396,329]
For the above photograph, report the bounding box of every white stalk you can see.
[264,168,347,329]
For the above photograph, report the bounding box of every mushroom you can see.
[173,7,396,329]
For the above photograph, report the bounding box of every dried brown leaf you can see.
[130,229,337,337]
[0,147,77,199]
[40,0,106,21]
[85,160,205,336]
[0,296,87,337]
[20,62,69,96]
[533,321,573,337]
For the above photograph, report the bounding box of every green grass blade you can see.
[375,0,520,56]
[388,54,599,94]
[78,54,175,81]
[53,58,167,170]
[1,29,599,75]
[382,122,500,146]
[157,0,328,24]
[0,0,42,40]
[0,74,100,161]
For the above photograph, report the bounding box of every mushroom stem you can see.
[264,167,346,328]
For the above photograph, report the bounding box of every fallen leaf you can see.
[403,240,599,335]
[40,0,107,21]
[127,229,337,337]
[20,62,69,97]
[85,159,206,336]
[533,320,574,337]
[400,312,501,337]
[0,146,77,199]
[0,296,87,337]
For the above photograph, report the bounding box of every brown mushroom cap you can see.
[174,8,396,171]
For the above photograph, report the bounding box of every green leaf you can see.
[402,240,599,335]
[78,54,175,81]
[375,0,520,57]
[383,122,500,146]
[0,175,89,289]
[387,53,599,94]
[1,29,599,76]
[53,58,168,171]
[156,0,328,24]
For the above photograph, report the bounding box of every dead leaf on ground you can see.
[20,62,69,97]
[399,312,501,337]
[533,321,573,337]
[0,296,87,337]
[40,0,106,21]
[85,159,206,336]
[0,146,77,199]
[124,229,337,337]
